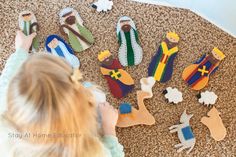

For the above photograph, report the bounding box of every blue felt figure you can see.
[45,34,80,68]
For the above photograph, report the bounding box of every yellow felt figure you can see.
[201,107,227,141]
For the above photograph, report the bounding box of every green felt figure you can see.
[59,8,94,53]
[19,11,39,52]
[116,16,143,66]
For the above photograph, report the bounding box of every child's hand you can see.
[99,102,118,136]
[15,30,37,52]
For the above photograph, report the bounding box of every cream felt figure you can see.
[169,110,196,154]
[117,16,143,66]
[19,11,39,52]
[201,107,227,141]
[116,77,155,127]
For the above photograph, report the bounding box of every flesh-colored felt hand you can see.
[15,30,37,52]
[99,102,118,136]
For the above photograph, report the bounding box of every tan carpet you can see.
[0,0,236,156]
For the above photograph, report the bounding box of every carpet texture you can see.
[0,0,236,156]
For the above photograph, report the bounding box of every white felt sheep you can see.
[197,91,218,106]
[163,87,183,104]
[91,0,113,12]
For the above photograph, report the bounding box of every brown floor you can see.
[0,0,236,156]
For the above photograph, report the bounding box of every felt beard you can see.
[148,41,179,83]
[118,26,143,67]
[51,41,80,68]
[100,58,134,99]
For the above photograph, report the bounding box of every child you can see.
[0,31,124,157]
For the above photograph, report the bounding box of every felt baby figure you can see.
[98,50,134,99]
[19,11,39,52]
[116,77,156,127]
[91,0,113,12]
[169,110,195,154]
[117,16,143,66]
[201,107,226,141]
[59,8,94,52]
[182,47,226,90]
[45,35,80,68]
[148,32,179,82]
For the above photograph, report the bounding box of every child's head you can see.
[4,53,105,157]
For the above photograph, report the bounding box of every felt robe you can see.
[182,54,219,90]
[68,23,94,52]
[100,59,134,98]
[148,41,178,82]
[23,21,39,51]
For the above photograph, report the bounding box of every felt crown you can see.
[98,50,111,62]
[212,47,225,60]
[166,32,180,42]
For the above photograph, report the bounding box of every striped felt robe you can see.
[148,41,178,82]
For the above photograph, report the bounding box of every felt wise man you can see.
[182,47,226,90]
[19,11,39,52]
[117,16,143,66]
[59,8,94,53]
[98,50,135,99]
[148,32,180,82]
[45,35,80,68]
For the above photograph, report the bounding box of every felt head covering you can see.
[59,7,83,25]
[45,34,73,54]
[116,16,136,35]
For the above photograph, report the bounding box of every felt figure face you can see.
[22,13,32,22]
[98,50,113,66]
[211,47,225,61]
[47,38,59,49]
[120,20,131,32]
[60,8,83,26]
[166,32,179,43]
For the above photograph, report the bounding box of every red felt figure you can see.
[98,50,134,99]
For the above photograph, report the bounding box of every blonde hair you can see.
[4,53,106,157]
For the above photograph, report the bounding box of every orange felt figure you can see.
[201,107,227,141]
[182,48,225,90]
[116,77,156,127]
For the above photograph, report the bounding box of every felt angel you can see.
[45,35,80,68]
[19,11,39,52]
[91,0,113,12]
[98,50,134,99]
[117,16,143,66]
[59,8,94,52]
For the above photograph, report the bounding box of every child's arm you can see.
[99,103,125,157]
[0,31,36,114]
